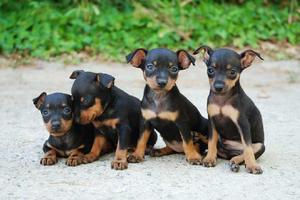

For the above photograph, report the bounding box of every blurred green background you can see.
[0,0,299,61]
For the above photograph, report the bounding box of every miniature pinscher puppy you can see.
[126,48,208,165]
[70,71,157,170]
[193,46,265,174]
[33,92,112,166]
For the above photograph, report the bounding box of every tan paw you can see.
[127,153,144,163]
[202,156,217,167]
[149,149,163,157]
[246,164,263,174]
[40,155,57,166]
[186,154,202,165]
[66,155,83,166]
[111,159,128,170]
[82,153,98,164]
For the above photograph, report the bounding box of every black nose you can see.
[157,78,167,88]
[214,82,225,92]
[51,121,61,131]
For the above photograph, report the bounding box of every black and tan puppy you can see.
[70,71,157,170]
[193,46,265,174]
[33,92,112,166]
[126,48,208,165]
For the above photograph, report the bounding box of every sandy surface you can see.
[0,59,300,199]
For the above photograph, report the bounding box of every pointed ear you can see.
[33,92,47,109]
[126,48,147,68]
[193,45,213,64]
[176,50,195,70]
[240,49,264,69]
[96,73,115,89]
[69,70,84,79]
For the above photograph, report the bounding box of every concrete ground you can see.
[0,59,300,199]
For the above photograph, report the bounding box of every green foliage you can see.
[0,0,299,60]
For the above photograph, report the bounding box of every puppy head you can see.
[70,70,115,124]
[126,48,195,92]
[193,46,263,94]
[33,92,73,137]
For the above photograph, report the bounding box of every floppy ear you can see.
[33,92,47,109]
[240,50,263,69]
[96,73,115,89]
[193,45,213,64]
[176,50,195,70]
[126,48,147,68]
[69,70,84,79]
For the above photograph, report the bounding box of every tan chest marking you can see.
[207,104,239,123]
[47,142,84,157]
[141,109,178,121]
[207,104,245,144]
[92,118,119,129]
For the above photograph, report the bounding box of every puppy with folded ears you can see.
[33,92,112,166]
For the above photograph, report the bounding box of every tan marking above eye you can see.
[226,64,232,69]
[80,97,84,102]
[169,62,173,67]
[153,61,157,65]
[62,103,66,107]
[46,104,50,108]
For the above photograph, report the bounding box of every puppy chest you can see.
[207,104,240,123]
[141,108,178,121]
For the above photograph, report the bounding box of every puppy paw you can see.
[40,155,57,166]
[149,149,163,157]
[202,156,217,167]
[246,164,263,174]
[186,154,202,165]
[66,155,84,166]
[127,153,144,163]
[229,161,240,172]
[111,159,128,170]
[187,157,202,165]
[82,153,98,164]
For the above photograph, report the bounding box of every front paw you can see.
[82,153,98,164]
[111,159,128,170]
[229,161,240,172]
[186,154,202,165]
[127,153,144,163]
[202,156,217,167]
[40,156,57,166]
[149,149,162,157]
[66,155,84,166]
[246,164,263,174]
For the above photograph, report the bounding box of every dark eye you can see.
[82,96,91,105]
[63,107,72,114]
[169,66,178,73]
[229,69,237,76]
[42,109,49,116]
[207,67,215,75]
[146,64,155,71]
